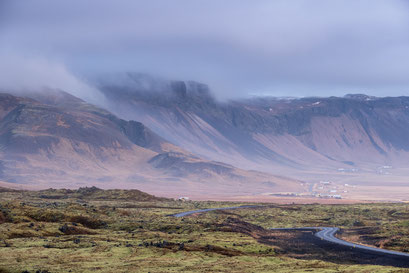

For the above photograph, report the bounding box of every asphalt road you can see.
[271,226,409,258]
[171,206,409,259]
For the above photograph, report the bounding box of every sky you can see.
[1,0,409,99]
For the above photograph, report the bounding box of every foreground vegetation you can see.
[0,187,408,272]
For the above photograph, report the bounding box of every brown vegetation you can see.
[0,212,5,224]
[1,188,409,272]
[58,223,96,235]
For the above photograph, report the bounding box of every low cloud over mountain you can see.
[0,90,301,197]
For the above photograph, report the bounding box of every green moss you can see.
[0,192,408,272]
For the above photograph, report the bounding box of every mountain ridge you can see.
[0,90,302,197]
[97,74,409,192]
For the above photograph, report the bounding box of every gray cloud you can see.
[0,52,106,106]
[1,0,409,99]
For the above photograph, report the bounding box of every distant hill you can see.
[36,186,168,201]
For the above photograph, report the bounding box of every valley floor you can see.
[0,188,409,272]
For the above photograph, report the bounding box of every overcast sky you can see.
[1,0,409,99]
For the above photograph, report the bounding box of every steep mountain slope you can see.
[98,74,409,185]
[237,95,409,171]
[0,91,302,197]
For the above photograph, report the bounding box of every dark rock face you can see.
[98,73,216,111]
[113,118,165,152]
[170,81,187,98]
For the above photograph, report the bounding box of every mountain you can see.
[98,74,409,197]
[3,73,409,200]
[0,91,302,197]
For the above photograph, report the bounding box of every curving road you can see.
[271,227,409,258]
[316,227,409,258]
[171,206,409,259]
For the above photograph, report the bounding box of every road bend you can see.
[171,206,409,259]
[271,227,409,258]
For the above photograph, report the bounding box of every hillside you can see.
[34,186,168,201]
[0,91,302,197]
[97,74,409,200]
[100,75,409,170]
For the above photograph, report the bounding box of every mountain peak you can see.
[98,72,216,108]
